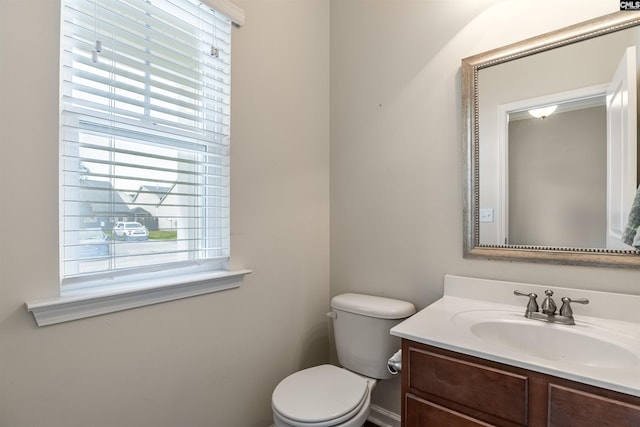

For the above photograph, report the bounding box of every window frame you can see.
[26,0,248,327]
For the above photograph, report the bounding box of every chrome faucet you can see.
[514,289,589,325]
[540,289,557,315]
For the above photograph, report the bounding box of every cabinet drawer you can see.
[405,393,494,427]
[407,347,528,425]
[549,384,640,427]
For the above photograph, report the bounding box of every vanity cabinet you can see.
[401,340,640,427]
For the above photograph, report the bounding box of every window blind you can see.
[60,0,232,286]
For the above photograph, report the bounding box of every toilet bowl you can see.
[272,364,376,427]
[271,293,415,427]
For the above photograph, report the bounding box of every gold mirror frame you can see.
[462,11,640,268]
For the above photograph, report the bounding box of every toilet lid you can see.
[272,365,369,424]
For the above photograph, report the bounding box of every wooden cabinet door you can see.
[405,393,495,427]
[548,384,640,427]
[406,346,528,425]
[402,340,640,427]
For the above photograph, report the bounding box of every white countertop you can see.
[390,275,640,397]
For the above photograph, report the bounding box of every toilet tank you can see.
[330,293,415,380]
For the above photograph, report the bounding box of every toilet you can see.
[272,293,416,427]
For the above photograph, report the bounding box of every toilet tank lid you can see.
[331,293,416,319]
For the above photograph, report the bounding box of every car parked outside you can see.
[113,221,149,241]
[79,228,110,258]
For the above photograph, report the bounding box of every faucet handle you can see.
[559,297,589,318]
[514,290,539,313]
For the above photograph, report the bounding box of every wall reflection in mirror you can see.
[505,96,607,248]
[463,12,640,267]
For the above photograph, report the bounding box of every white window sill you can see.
[25,269,251,327]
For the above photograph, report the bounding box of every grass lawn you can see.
[104,230,177,240]
[149,230,177,240]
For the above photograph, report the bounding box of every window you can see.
[25,0,247,326]
[61,0,235,289]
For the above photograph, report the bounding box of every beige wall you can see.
[3,0,640,426]
[0,1,329,426]
[330,0,638,416]
[509,107,606,248]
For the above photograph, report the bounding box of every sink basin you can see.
[470,320,640,369]
[450,309,640,369]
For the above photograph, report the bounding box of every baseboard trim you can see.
[367,404,401,427]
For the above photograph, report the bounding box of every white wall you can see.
[330,0,639,416]
[0,1,329,426]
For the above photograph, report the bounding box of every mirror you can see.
[462,11,640,268]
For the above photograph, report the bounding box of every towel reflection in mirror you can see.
[622,185,640,248]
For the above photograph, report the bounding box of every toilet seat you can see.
[272,365,370,427]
